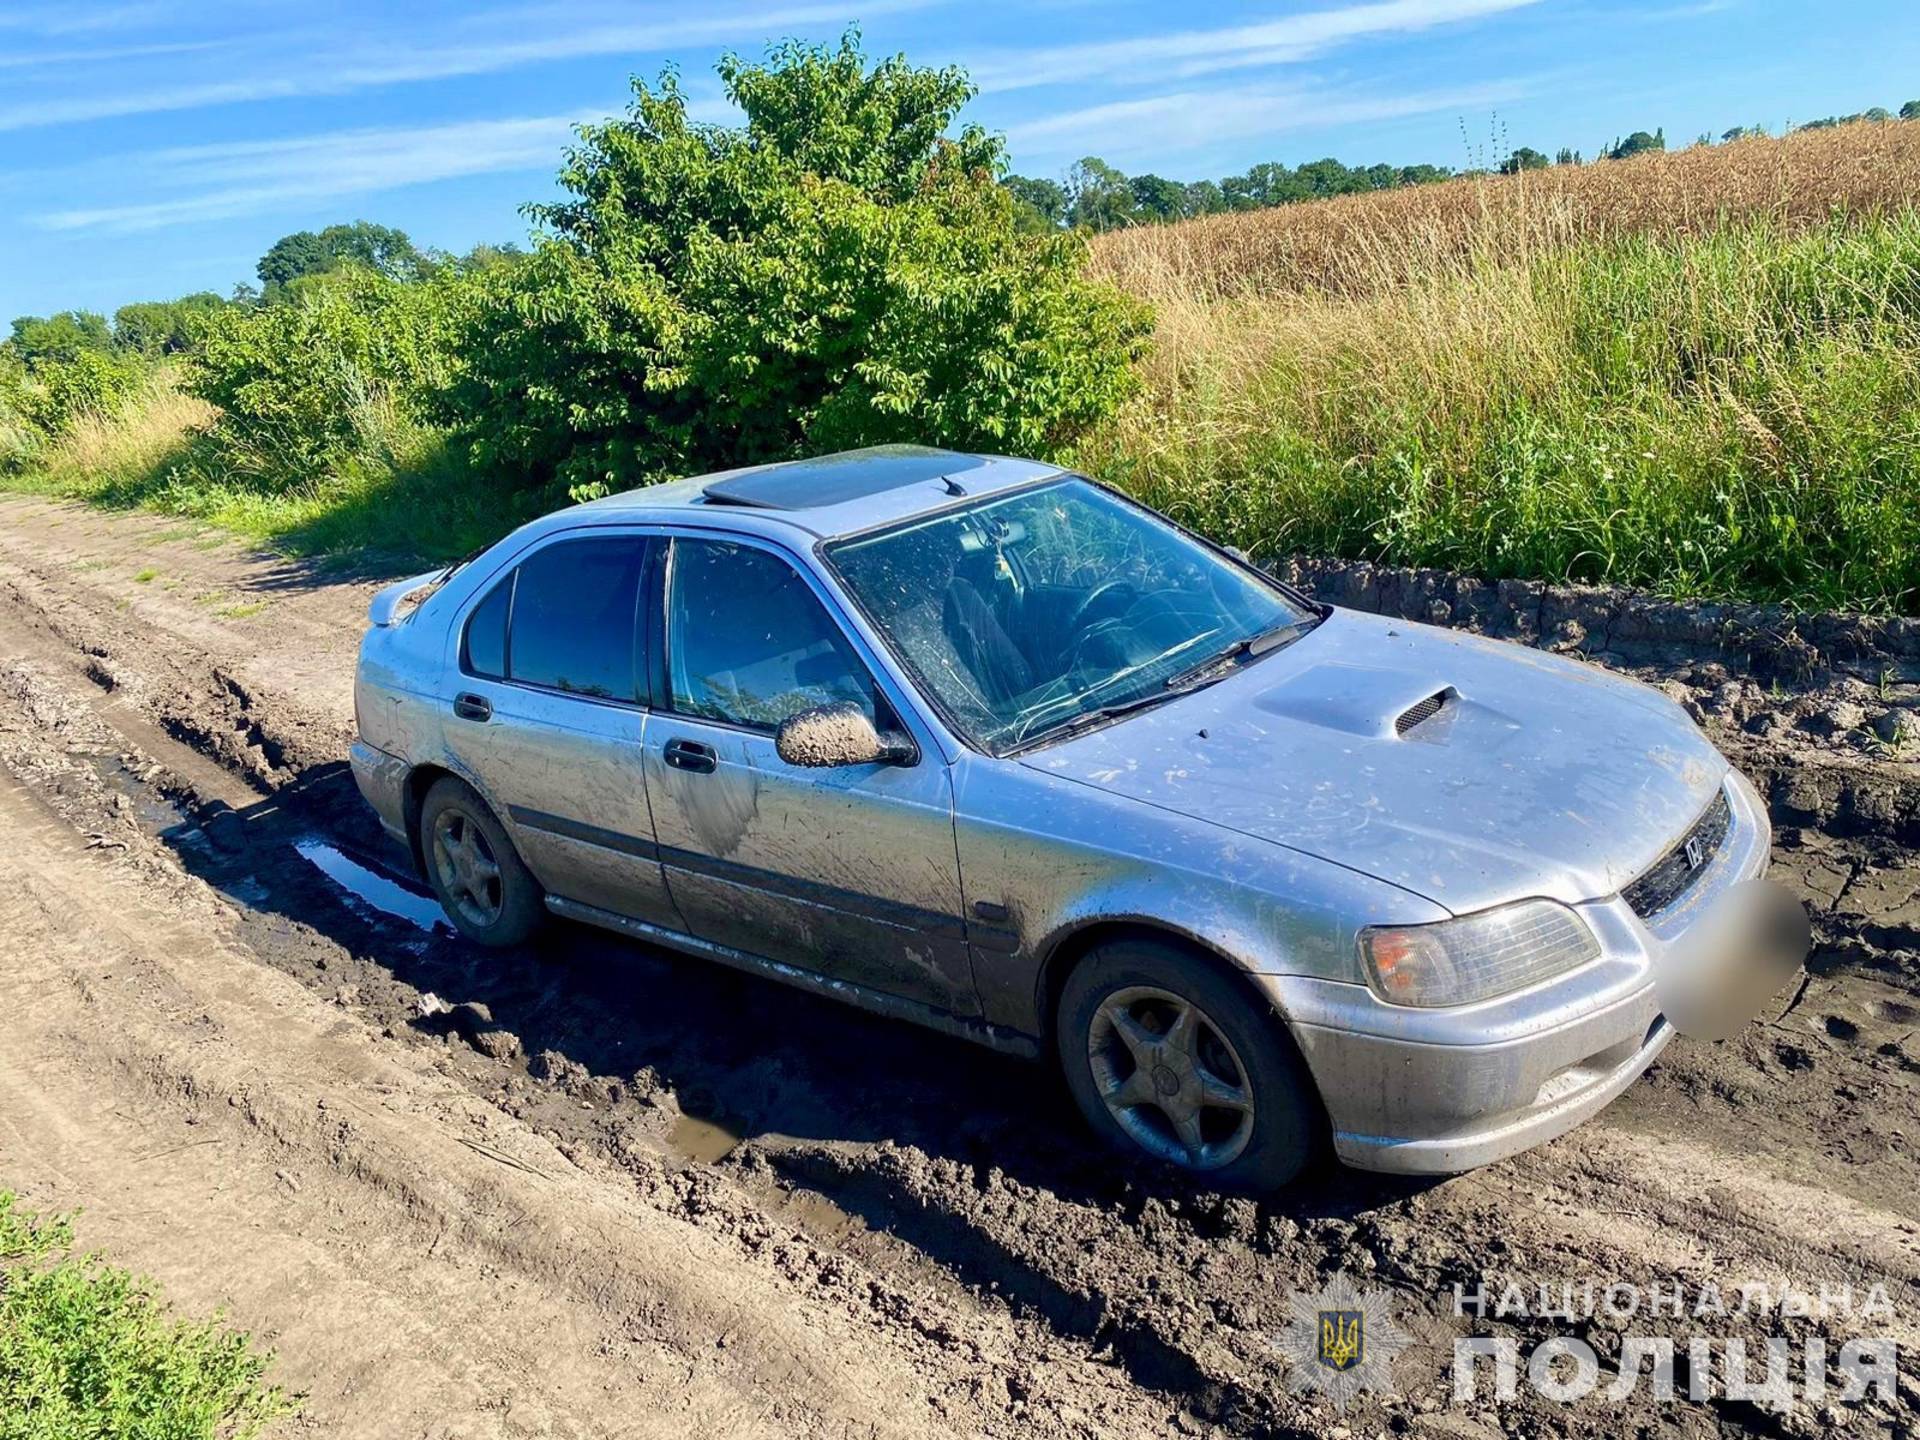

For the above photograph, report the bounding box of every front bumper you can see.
[1263,767,1772,1175]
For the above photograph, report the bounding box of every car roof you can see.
[565,445,1066,541]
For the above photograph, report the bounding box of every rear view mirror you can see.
[775,702,914,768]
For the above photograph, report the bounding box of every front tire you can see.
[1056,939,1325,1190]
[419,776,544,946]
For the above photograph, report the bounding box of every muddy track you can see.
[2,496,1919,1436]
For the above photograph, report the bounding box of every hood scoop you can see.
[1249,663,1458,739]
[1395,689,1451,736]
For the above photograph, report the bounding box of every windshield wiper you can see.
[1008,687,1192,752]
[1006,616,1321,754]
[1163,615,1319,690]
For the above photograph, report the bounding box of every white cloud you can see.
[0,3,179,36]
[35,113,605,233]
[0,0,926,132]
[969,0,1542,93]
[1004,76,1538,167]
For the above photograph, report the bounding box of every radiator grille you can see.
[1622,790,1732,919]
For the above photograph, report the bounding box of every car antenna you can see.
[940,476,967,496]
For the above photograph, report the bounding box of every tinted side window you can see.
[667,540,873,729]
[461,576,511,679]
[508,538,646,701]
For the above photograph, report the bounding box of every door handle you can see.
[452,692,492,722]
[663,737,717,774]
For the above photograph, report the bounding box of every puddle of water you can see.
[668,1109,744,1164]
[293,837,450,935]
[777,1184,867,1244]
[85,754,190,837]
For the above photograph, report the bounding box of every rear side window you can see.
[507,538,647,701]
[461,577,511,679]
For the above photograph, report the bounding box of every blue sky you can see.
[2,0,1916,322]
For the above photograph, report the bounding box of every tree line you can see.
[1010,100,1920,232]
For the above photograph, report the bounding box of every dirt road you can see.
[1,493,1917,1437]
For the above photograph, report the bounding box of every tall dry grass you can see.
[33,371,217,490]
[1074,123,1920,611]
[1091,122,1920,303]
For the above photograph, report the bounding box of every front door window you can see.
[666,539,874,728]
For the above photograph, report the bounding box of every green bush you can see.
[0,1191,295,1440]
[438,32,1150,498]
[0,349,38,472]
[113,294,228,357]
[190,267,458,489]
[17,349,144,435]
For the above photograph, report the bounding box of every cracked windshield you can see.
[829,477,1316,751]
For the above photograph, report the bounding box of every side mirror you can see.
[775,702,914,768]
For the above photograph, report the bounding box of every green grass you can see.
[9,210,1920,610]
[1077,212,1920,613]
[0,1191,296,1440]
[132,568,158,583]
[0,380,543,569]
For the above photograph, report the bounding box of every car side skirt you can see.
[544,894,1043,1060]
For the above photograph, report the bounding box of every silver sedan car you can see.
[351,446,1776,1189]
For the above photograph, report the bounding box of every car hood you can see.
[1019,608,1728,914]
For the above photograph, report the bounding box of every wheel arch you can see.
[401,762,459,875]
[1034,918,1288,1056]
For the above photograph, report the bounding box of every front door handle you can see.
[663,737,717,774]
[452,692,492,722]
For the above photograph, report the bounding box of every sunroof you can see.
[701,446,988,510]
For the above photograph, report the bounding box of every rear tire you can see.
[1056,939,1325,1191]
[418,775,544,947]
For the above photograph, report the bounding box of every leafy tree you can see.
[112,292,225,355]
[1602,129,1665,161]
[1296,158,1364,197]
[1499,147,1550,174]
[1002,174,1067,230]
[1181,179,1227,216]
[256,221,426,291]
[1555,147,1582,165]
[437,33,1149,497]
[1903,100,1920,121]
[8,311,112,368]
[1065,156,1135,230]
[454,241,525,271]
[1222,162,1297,209]
[1128,173,1186,222]
[1721,126,1764,143]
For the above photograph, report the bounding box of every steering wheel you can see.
[1065,579,1139,636]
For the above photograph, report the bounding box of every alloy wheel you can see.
[1086,985,1256,1170]
[431,807,504,930]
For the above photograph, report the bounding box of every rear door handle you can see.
[663,737,716,774]
[452,692,492,722]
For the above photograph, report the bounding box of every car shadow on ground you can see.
[159,760,1437,1232]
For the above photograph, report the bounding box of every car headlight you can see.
[1360,899,1601,1007]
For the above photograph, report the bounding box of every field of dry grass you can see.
[1091,121,1920,302]
[1075,121,1920,612]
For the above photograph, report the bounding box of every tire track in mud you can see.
[3,502,1920,1436]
